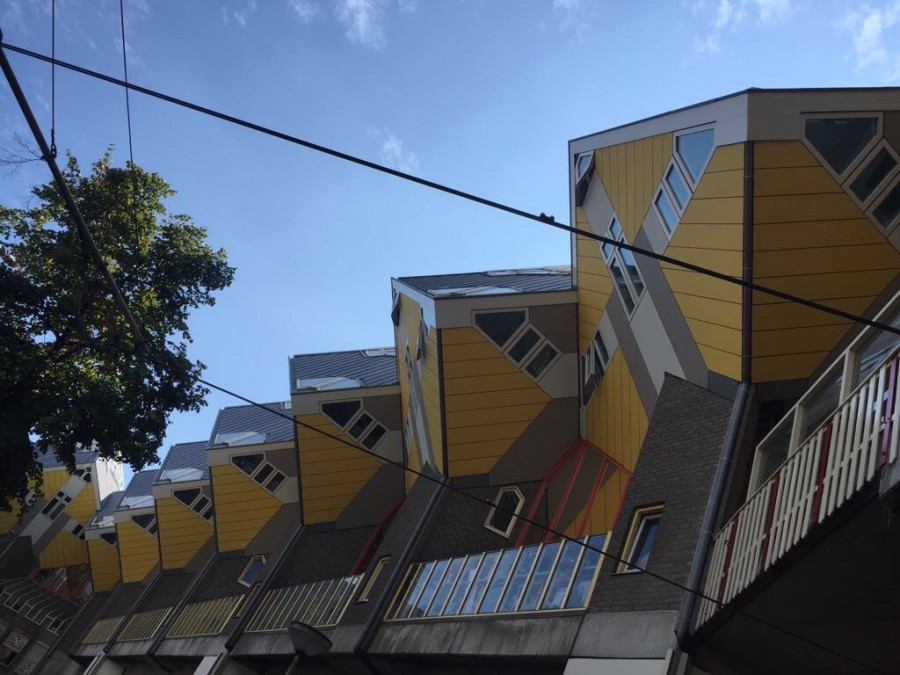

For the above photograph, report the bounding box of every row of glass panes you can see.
[387,535,607,621]
[166,594,243,638]
[118,608,172,642]
[246,574,362,633]
[601,219,645,315]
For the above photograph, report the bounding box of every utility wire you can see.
[1,40,899,339]
[48,0,56,158]
[0,40,886,673]
[118,0,134,167]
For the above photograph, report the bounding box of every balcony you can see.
[698,346,900,627]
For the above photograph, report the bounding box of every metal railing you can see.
[697,352,900,626]
[385,534,607,621]
[117,607,171,641]
[82,617,123,644]
[166,594,243,638]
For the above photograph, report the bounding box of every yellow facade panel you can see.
[157,497,213,570]
[65,483,96,525]
[211,464,282,552]
[444,402,546,429]
[0,504,22,533]
[691,170,744,200]
[697,344,743,381]
[42,469,68,498]
[88,539,121,592]
[423,328,444,474]
[442,341,502,363]
[117,520,159,583]
[664,223,743,251]
[673,196,743,225]
[751,140,900,382]
[585,351,648,473]
[685,318,742,354]
[674,294,742,329]
[595,132,673,242]
[446,420,533,446]
[441,358,514,379]
[38,529,88,569]
[704,142,743,173]
[662,269,743,304]
[664,248,742,276]
[562,470,628,538]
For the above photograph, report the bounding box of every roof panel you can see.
[289,349,399,393]
[208,402,295,447]
[156,441,209,482]
[397,266,572,297]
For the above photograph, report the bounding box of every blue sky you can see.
[2,0,900,481]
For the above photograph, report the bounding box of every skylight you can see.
[363,348,396,357]
[215,431,267,447]
[295,376,361,392]
[120,495,154,509]
[429,286,522,297]
[159,467,204,483]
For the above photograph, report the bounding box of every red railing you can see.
[696,352,900,627]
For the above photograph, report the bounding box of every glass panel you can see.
[173,489,201,506]
[519,542,560,611]
[231,454,264,476]
[601,240,614,260]
[655,190,679,233]
[541,539,583,610]
[628,516,660,570]
[754,412,794,488]
[478,549,517,614]
[805,117,877,176]
[799,370,842,442]
[620,248,645,297]
[254,464,274,484]
[676,128,715,182]
[265,472,285,493]
[850,148,897,202]
[576,152,593,181]
[508,328,541,363]
[240,557,266,586]
[498,545,539,612]
[856,307,900,385]
[444,555,482,616]
[459,551,498,615]
[593,331,610,365]
[525,344,559,378]
[488,490,522,535]
[608,218,623,240]
[100,533,117,546]
[474,311,526,348]
[398,562,433,619]
[192,496,210,514]
[321,401,361,428]
[347,413,374,439]
[412,559,448,618]
[426,557,464,616]
[132,514,154,530]
[665,164,691,209]
[566,534,606,608]
[608,258,635,313]
[873,181,900,229]
[361,424,387,449]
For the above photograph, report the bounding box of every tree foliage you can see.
[0,153,234,510]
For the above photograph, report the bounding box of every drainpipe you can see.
[675,382,749,648]
[352,477,447,672]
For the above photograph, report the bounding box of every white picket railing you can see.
[696,352,900,627]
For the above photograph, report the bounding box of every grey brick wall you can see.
[275,526,373,586]
[141,571,193,610]
[193,554,256,602]
[99,583,144,619]
[590,374,733,614]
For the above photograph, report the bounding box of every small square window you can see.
[484,486,526,538]
[617,506,663,573]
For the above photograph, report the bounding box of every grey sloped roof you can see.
[208,402,295,447]
[397,265,572,298]
[97,491,124,517]
[34,445,98,470]
[116,469,159,510]
[289,349,399,394]
[156,441,209,482]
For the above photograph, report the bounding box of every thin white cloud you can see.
[550,0,600,33]
[694,34,721,54]
[370,128,419,173]
[397,0,416,14]
[337,0,385,49]
[289,0,319,22]
[693,0,793,55]
[230,0,257,28]
[841,2,900,81]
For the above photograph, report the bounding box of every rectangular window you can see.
[618,506,663,573]
[603,217,644,316]
[357,556,390,603]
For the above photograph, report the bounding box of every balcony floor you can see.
[692,493,900,675]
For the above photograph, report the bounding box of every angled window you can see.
[216,431,266,447]
[347,412,375,439]
[872,181,900,231]
[675,128,714,183]
[321,401,362,428]
[173,489,201,507]
[131,513,158,537]
[474,310,527,349]
[507,327,541,363]
[665,163,691,210]
[654,189,679,234]
[583,329,610,405]
[524,343,559,379]
[484,486,525,538]
[231,453,264,476]
[601,217,644,316]
[617,505,663,573]
[296,376,360,392]
[100,532,117,547]
[804,117,878,178]
[357,556,390,603]
[575,151,595,206]
[849,144,898,205]
[239,556,266,587]
[361,424,387,450]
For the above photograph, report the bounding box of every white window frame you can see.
[231,454,287,495]
[173,488,214,521]
[484,486,526,539]
[582,329,610,405]
[801,112,883,183]
[472,308,530,351]
[320,400,388,450]
[866,174,900,234]
[844,139,900,212]
[617,505,663,574]
[601,217,645,317]
[131,512,158,537]
[238,555,266,588]
[357,556,390,603]
[673,125,716,188]
[653,161,691,238]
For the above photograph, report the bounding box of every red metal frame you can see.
[880,353,899,466]
[350,494,406,574]
[717,519,738,602]
[575,459,609,538]
[757,471,781,574]
[809,420,833,530]
[544,443,587,542]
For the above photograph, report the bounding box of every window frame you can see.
[802,112,883,183]
[173,487,214,521]
[472,308,530,351]
[844,139,900,212]
[616,505,664,574]
[582,328,610,406]
[673,125,716,188]
[319,400,388,450]
[238,555,266,588]
[484,486,526,539]
[356,556,390,604]
[230,454,287,494]
[867,175,900,234]
[574,151,595,206]
[601,216,645,317]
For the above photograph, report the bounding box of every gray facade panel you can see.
[245,503,301,557]
[529,304,578,354]
[606,294,659,416]
[274,527,373,587]
[363,394,403,432]
[335,464,405,530]
[571,610,678,659]
[885,110,900,155]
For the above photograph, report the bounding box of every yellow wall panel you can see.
[562,470,629,538]
[576,206,613,353]
[662,143,745,381]
[88,538,121,592]
[423,327,444,474]
[157,497,213,570]
[211,464,282,552]
[297,414,380,525]
[42,469,68,498]
[38,529,88,569]
[442,327,549,477]
[584,351,648,473]
[0,503,22,533]
[117,519,159,583]
[752,141,900,383]
[65,483,96,525]
[594,132,673,242]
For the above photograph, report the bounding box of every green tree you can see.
[0,153,235,510]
